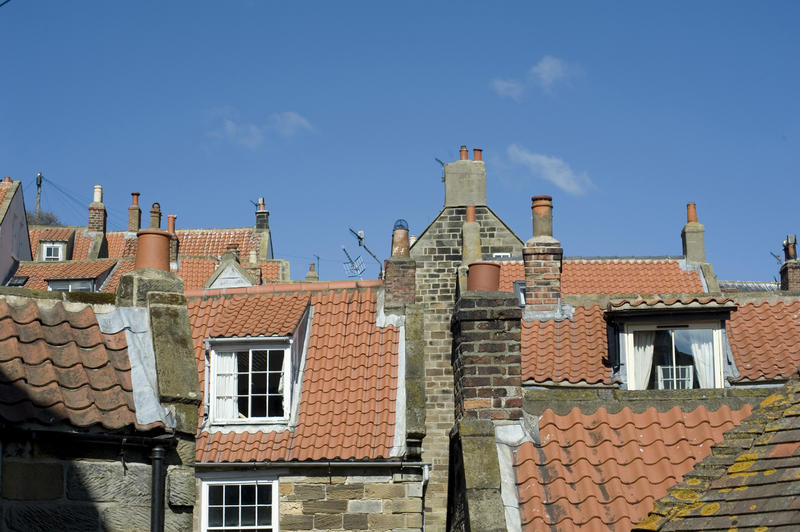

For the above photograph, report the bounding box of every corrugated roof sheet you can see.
[0,298,159,431]
[640,379,800,530]
[498,259,705,294]
[13,259,119,290]
[514,404,752,531]
[191,283,399,462]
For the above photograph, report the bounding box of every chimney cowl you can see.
[784,234,797,261]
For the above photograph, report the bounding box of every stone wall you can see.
[277,467,424,531]
[0,432,195,532]
[409,205,521,531]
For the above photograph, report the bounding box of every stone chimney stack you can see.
[444,146,486,207]
[255,197,270,230]
[149,202,163,229]
[522,195,563,316]
[462,206,481,265]
[682,202,706,263]
[384,219,416,314]
[88,185,106,233]
[305,262,319,281]
[167,214,178,264]
[780,234,800,291]
[128,192,141,232]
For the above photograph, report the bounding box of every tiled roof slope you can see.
[639,379,800,530]
[727,300,800,382]
[515,404,753,531]
[99,259,136,293]
[498,259,705,294]
[13,259,119,290]
[0,298,157,431]
[106,232,137,258]
[176,228,262,257]
[191,282,400,462]
[176,258,219,290]
[28,227,75,257]
[521,304,611,384]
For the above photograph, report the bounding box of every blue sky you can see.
[2,2,799,282]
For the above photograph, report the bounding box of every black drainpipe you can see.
[150,444,166,532]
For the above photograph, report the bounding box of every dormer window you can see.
[42,242,64,261]
[607,298,737,391]
[623,323,724,390]
[209,340,292,424]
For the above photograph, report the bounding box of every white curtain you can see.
[679,329,715,388]
[632,331,656,389]
[215,352,237,419]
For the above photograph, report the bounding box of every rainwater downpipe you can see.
[150,444,166,532]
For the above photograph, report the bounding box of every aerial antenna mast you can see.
[349,227,383,279]
[341,246,365,279]
[35,172,43,218]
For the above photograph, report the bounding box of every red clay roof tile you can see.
[28,227,76,259]
[514,404,753,530]
[0,298,156,431]
[498,259,705,294]
[175,228,262,257]
[106,232,138,258]
[13,259,118,291]
[192,284,399,462]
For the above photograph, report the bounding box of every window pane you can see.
[268,373,281,394]
[649,331,673,389]
[237,352,249,373]
[209,485,223,505]
[252,350,268,371]
[241,484,255,505]
[208,507,223,527]
[224,506,238,526]
[225,484,239,505]
[238,396,249,417]
[268,396,284,417]
[257,484,271,505]
[675,329,715,388]
[251,395,267,417]
[268,350,283,371]
[257,507,272,526]
[241,505,256,525]
[252,373,267,395]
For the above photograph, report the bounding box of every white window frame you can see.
[623,322,724,390]
[209,338,292,425]
[201,477,279,532]
[47,278,94,292]
[42,242,64,262]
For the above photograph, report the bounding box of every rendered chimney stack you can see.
[135,202,170,271]
[305,262,319,281]
[167,214,178,263]
[255,197,270,230]
[128,192,141,232]
[462,205,481,265]
[681,202,706,263]
[781,234,800,291]
[88,184,107,233]
[522,195,563,316]
[445,145,487,207]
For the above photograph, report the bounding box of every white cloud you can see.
[270,111,313,137]
[490,78,524,101]
[529,55,568,91]
[208,110,313,148]
[507,144,592,195]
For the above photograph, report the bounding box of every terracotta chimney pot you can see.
[473,148,482,161]
[531,195,554,238]
[93,185,103,203]
[131,192,140,206]
[467,262,501,291]
[459,145,468,160]
[465,205,476,223]
[167,215,176,234]
[135,228,171,271]
[687,202,698,223]
[391,219,410,257]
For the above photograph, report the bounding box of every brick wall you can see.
[780,261,800,291]
[278,467,424,531]
[522,240,563,313]
[451,292,523,422]
[0,433,195,532]
[409,205,522,531]
[384,256,416,314]
[88,204,106,233]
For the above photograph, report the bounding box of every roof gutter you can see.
[195,460,430,469]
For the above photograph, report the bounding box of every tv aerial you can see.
[341,246,366,279]
[349,227,383,279]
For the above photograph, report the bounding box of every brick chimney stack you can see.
[682,202,706,263]
[780,234,800,291]
[149,202,162,229]
[88,185,106,233]
[128,192,141,232]
[384,219,416,314]
[522,195,563,315]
